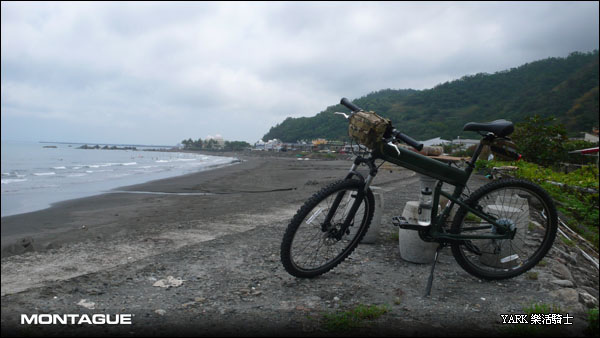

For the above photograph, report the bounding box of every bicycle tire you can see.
[450,178,557,280]
[281,179,374,278]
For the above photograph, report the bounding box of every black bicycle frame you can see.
[325,136,516,243]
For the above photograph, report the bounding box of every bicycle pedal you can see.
[392,216,409,227]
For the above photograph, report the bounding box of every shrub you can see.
[511,115,569,167]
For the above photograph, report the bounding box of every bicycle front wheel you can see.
[281,179,374,278]
[450,178,557,280]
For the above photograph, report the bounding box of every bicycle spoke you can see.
[456,184,553,276]
[288,184,369,273]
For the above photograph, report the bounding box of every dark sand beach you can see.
[1,155,315,257]
[1,154,598,336]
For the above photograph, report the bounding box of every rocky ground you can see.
[1,155,598,337]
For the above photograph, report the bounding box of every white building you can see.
[205,134,225,149]
[254,140,266,150]
[583,132,599,143]
[451,137,480,149]
[264,139,282,151]
[421,137,451,147]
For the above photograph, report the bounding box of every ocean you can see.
[1,141,238,217]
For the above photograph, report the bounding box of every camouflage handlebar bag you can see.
[348,111,391,150]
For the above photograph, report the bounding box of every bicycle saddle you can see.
[463,119,514,137]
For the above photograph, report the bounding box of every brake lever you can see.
[387,141,401,156]
[334,112,350,119]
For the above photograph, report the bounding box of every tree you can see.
[224,141,251,151]
[205,139,217,150]
[181,138,203,150]
[511,115,568,167]
[181,138,194,149]
[193,138,203,149]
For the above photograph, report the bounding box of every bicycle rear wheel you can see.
[450,178,557,280]
[281,179,374,278]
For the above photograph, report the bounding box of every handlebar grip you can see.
[340,97,362,112]
[397,132,424,152]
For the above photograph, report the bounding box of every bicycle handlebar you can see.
[395,131,424,152]
[340,97,362,112]
[339,97,423,152]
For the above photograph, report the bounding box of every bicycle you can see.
[280,97,558,295]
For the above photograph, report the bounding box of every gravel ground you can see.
[1,156,598,337]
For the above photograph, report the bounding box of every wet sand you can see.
[1,155,356,257]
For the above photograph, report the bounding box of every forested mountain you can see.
[263,51,599,142]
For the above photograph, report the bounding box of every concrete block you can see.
[398,201,438,264]
[361,187,384,244]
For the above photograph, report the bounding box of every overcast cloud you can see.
[1,1,598,144]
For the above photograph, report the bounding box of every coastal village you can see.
[251,129,599,157]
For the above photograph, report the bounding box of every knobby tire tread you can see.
[281,179,374,278]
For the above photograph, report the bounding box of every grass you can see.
[322,304,389,331]
[464,213,483,223]
[560,237,576,247]
[523,303,562,315]
[586,307,599,337]
[387,231,400,242]
[306,152,338,160]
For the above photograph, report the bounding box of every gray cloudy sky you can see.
[1,2,598,145]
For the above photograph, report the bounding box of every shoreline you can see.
[0,157,245,257]
[0,155,355,258]
[0,149,242,218]
[0,155,362,296]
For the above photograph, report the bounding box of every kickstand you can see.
[424,243,444,297]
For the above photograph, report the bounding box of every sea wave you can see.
[1,178,28,184]
[2,172,25,178]
[33,172,56,176]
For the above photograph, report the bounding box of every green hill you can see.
[263,51,599,142]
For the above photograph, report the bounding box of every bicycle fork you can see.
[322,158,376,239]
